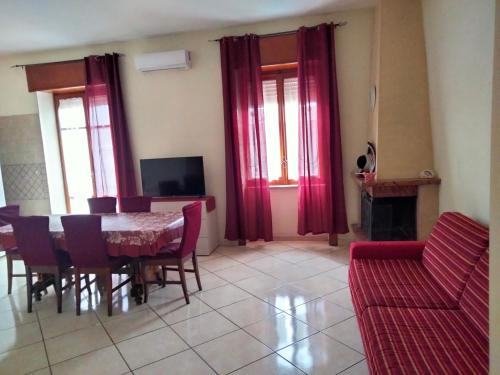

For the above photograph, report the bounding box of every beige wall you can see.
[490,0,499,372]
[422,0,495,225]
[0,8,374,240]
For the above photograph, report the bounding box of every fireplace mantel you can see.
[352,174,441,198]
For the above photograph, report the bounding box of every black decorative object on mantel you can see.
[356,142,376,174]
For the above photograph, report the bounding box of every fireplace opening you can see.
[361,191,417,241]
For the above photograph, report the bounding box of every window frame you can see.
[262,64,298,186]
[53,90,96,213]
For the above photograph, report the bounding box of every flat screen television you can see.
[140,156,206,197]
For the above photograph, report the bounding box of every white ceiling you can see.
[0,0,374,54]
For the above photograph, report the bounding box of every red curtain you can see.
[84,53,137,200]
[297,24,348,235]
[220,35,273,242]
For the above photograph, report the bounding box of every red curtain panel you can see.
[296,24,348,235]
[84,54,137,200]
[220,35,273,242]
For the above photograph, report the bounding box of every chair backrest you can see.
[459,248,489,339]
[0,205,20,226]
[176,202,202,258]
[87,197,117,214]
[422,212,489,301]
[11,216,59,266]
[61,215,110,268]
[121,196,152,213]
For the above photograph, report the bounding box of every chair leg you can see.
[54,272,63,313]
[105,271,113,316]
[142,264,149,304]
[85,274,92,295]
[161,266,167,288]
[75,271,81,316]
[178,260,189,304]
[7,254,13,295]
[192,253,202,291]
[26,266,33,313]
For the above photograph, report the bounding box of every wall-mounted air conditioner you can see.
[134,50,191,72]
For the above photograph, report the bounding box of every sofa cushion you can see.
[422,212,489,301]
[362,306,488,375]
[459,248,489,339]
[349,258,457,314]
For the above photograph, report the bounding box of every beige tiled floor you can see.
[0,241,368,375]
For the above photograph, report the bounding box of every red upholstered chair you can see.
[61,215,133,316]
[87,197,117,214]
[11,216,72,313]
[142,202,202,304]
[0,205,24,294]
[120,196,152,213]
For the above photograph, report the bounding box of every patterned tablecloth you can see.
[0,212,184,258]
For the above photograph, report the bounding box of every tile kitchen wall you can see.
[0,114,50,214]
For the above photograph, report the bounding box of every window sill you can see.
[270,184,298,189]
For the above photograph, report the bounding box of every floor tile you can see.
[134,349,215,375]
[195,329,272,374]
[244,312,317,350]
[188,273,228,291]
[50,345,129,375]
[0,342,48,375]
[196,284,251,309]
[247,257,292,272]
[217,296,282,327]
[287,299,354,330]
[0,308,37,330]
[221,249,269,263]
[0,321,42,354]
[150,296,213,325]
[324,265,349,283]
[45,325,112,364]
[291,274,347,297]
[95,296,150,323]
[27,367,51,375]
[200,257,241,272]
[214,264,262,283]
[234,274,285,295]
[258,285,318,310]
[103,308,166,343]
[339,360,369,375]
[265,265,322,282]
[323,288,354,311]
[323,317,364,354]
[117,326,188,370]
[232,353,305,375]
[273,249,318,263]
[278,332,364,375]
[297,256,344,272]
[170,310,238,346]
[39,310,100,339]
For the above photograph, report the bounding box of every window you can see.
[262,68,299,185]
[54,92,95,213]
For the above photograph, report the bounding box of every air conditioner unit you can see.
[134,50,191,72]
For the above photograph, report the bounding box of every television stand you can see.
[151,195,218,255]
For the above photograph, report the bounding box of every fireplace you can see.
[361,191,416,240]
[353,175,441,241]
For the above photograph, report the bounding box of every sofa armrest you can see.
[350,241,426,261]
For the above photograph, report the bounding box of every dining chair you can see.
[11,216,72,313]
[87,197,117,214]
[0,205,24,295]
[120,196,152,213]
[61,215,133,316]
[141,202,202,304]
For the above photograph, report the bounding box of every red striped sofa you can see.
[349,212,489,374]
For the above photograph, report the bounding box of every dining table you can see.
[0,211,184,303]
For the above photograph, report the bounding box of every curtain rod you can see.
[11,53,125,69]
[208,21,347,42]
